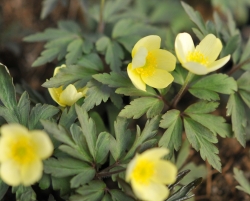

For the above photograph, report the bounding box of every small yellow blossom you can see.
[126,148,177,201]
[175,33,230,75]
[127,35,176,91]
[0,124,53,186]
[48,65,87,107]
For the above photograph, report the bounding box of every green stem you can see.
[171,72,194,108]
[98,0,105,33]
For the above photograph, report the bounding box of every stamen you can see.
[135,52,157,77]
[187,51,209,66]
[132,159,155,184]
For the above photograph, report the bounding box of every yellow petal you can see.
[59,84,83,106]
[30,130,53,159]
[196,34,222,63]
[132,35,161,58]
[131,180,169,201]
[175,33,195,64]
[21,159,43,186]
[1,123,28,137]
[1,160,21,186]
[207,55,231,73]
[141,147,169,160]
[183,62,208,75]
[152,160,177,184]
[127,63,146,91]
[0,136,12,162]
[126,155,138,182]
[132,47,148,69]
[151,49,176,71]
[48,87,65,107]
[141,69,174,89]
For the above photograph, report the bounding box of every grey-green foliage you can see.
[234,168,250,195]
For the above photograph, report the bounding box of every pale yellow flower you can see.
[48,65,87,107]
[175,33,230,75]
[127,35,176,91]
[126,148,177,201]
[0,124,53,186]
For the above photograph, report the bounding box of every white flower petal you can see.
[175,33,195,64]
[21,159,43,186]
[1,123,28,137]
[127,63,146,91]
[132,35,161,58]
[30,130,53,159]
[1,160,21,186]
[183,62,209,75]
[207,55,231,73]
[196,34,222,63]
[132,47,148,69]
[141,148,169,160]
[131,180,169,201]
[126,155,138,182]
[60,84,83,106]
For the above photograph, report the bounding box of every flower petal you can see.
[131,180,169,201]
[207,55,231,73]
[183,62,209,75]
[151,49,176,71]
[59,84,83,106]
[1,160,21,186]
[132,47,148,68]
[196,34,222,63]
[54,64,66,76]
[30,130,53,159]
[132,35,161,58]
[141,147,169,160]
[126,155,138,182]
[152,160,177,184]
[175,33,195,64]
[48,87,65,107]
[141,69,174,89]
[127,63,146,91]
[21,159,43,186]
[1,124,28,137]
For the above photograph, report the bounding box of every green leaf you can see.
[101,194,112,201]
[189,74,237,101]
[44,157,94,177]
[95,132,110,164]
[13,186,36,201]
[39,174,51,190]
[172,64,188,85]
[105,40,124,72]
[184,101,219,114]
[17,92,30,126]
[28,104,59,129]
[0,63,17,109]
[159,110,183,158]
[226,93,247,147]
[93,72,132,88]
[96,36,110,52]
[110,117,132,160]
[70,181,106,201]
[234,168,250,195]
[40,0,59,19]
[41,120,75,147]
[51,176,71,196]
[119,97,164,119]
[66,38,84,65]
[43,65,97,88]
[116,87,157,97]
[77,53,104,71]
[0,106,19,123]
[181,2,207,35]
[110,190,134,201]
[123,115,160,161]
[76,105,97,159]
[184,117,221,171]
[240,37,250,64]
[237,71,250,107]
[221,34,241,57]
[70,170,96,188]
[32,48,59,67]
[83,80,120,111]
[0,178,8,200]
[59,104,77,130]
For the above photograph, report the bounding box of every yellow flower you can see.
[126,148,177,201]
[0,124,53,186]
[48,65,87,107]
[175,33,230,75]
[127,35,176,91]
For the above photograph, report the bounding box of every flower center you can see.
[135,52,157,77]
[132,159,155,184]
[10,136,36,164]
[186,51,209,66]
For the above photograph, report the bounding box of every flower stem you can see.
[171,72,194,108]
[98,0,105,33]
